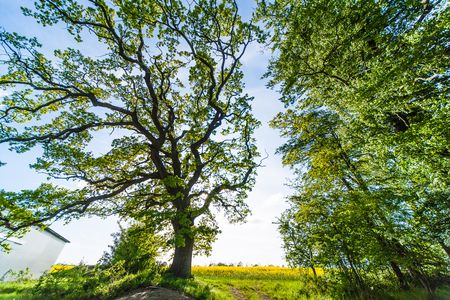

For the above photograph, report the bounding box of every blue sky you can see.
[0,0,293,266]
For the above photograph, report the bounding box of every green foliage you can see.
[1,224,163,300]
[188,266,450,300]
[32,265,100,300]
[0,285,34,300]
[260,0,449,295]
[31,262,160,300]
[99,222,162,274]
[2,269,34,283]
[0,0,262,277]
[0,279,35,300]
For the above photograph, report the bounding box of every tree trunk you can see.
[308,249,317,277]
[168,219,195,278]
[347,254,364,288]
[168,236,194,278]
[408,266,433,298]
[311,265,317,277]
[390,261,409,290]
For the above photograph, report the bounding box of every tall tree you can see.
[0,0,261,278]
[260,0,449,291]
[278,208,319,277]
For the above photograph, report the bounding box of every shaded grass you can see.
[386,286,450,300]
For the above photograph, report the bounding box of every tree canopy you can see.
[260,0,449,292]
[0,0,262,277]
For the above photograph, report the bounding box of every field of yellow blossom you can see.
[193,265,324,279]
[190,266,329,300]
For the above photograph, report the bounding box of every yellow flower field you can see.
[190,266,328,300]
[192,265,324,279]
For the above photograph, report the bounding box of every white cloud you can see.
[241,42,271,67]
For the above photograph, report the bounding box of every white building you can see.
[0,227,70,280]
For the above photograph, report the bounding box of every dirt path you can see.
[229,287,272,300]
[114,286,195,300]
[230,287,247,300]
[257,293,271,300]
[115,285,271,300]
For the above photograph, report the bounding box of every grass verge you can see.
[1,266,449,300]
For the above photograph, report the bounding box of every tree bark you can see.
[390,261,409,290]
[311,265,317,277]
[168,236,194,278]
[407,266,433,297]
[168,219,195,278]
[347,254,364,288]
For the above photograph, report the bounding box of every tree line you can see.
[260,0,449,295]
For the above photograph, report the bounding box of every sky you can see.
[0,0,294,266]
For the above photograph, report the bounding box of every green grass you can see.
[170,275,450,300]
[386,287,450,300]
[1,267,449,300]
[194,277,331,300]
[163,267,450,300]
[0,281,35,300]
[160,266,331,300]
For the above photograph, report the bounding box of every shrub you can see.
[31,223,163,299]
[1,268,34,283]
[99,222,162,274]
[32,264,103,300]
[32,261,161,299]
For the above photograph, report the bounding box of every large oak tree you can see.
[0,0,261,278]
